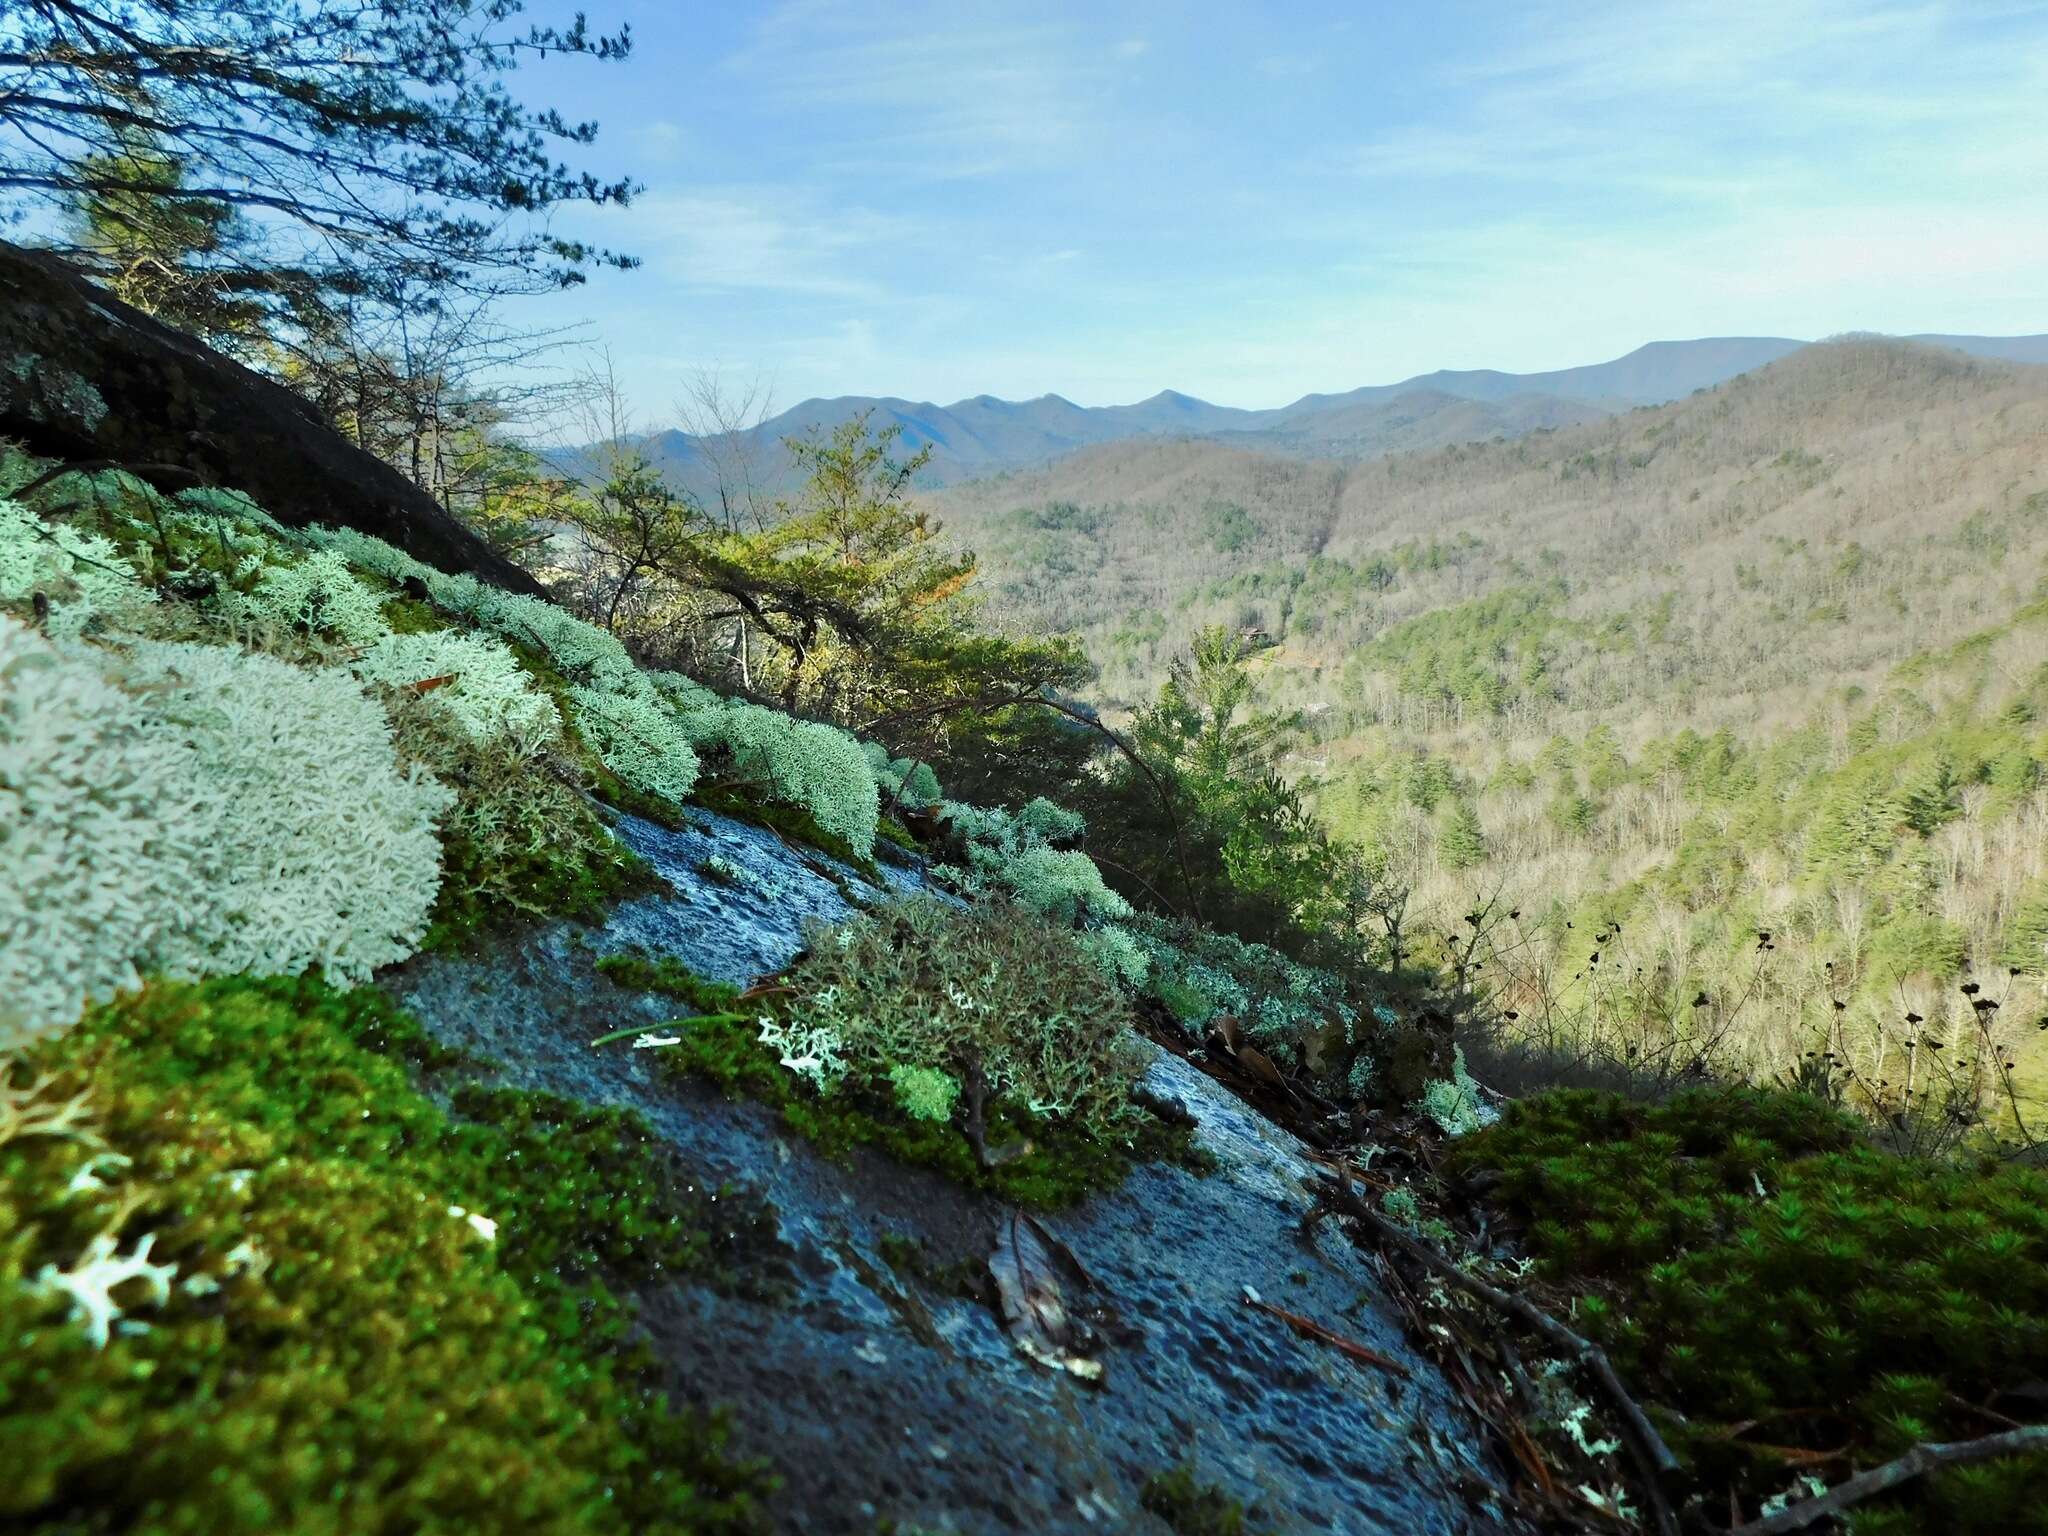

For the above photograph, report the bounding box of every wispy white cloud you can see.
[724,0,1114,179]
[631,188,923,298]
[631,119,690,164]
[1351,0,2048,214]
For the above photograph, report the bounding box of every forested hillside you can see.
[931,339,2048,1103]
[13,3,2048,1531]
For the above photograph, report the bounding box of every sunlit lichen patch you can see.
[599,928,1208,1209]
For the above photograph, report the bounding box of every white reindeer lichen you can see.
[29,1229,178,1349]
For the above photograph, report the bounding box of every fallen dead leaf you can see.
[989,1211,1103,1381]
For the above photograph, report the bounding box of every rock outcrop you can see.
[0,240,541,594]
[391,805,1522,1534]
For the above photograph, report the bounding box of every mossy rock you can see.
[0,975,774,1534]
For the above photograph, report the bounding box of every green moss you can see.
[384,669,666,957]
[1139,1465,1271,1536]
[875,816,921,854]
[692,781,883,881]
[593,769,694,828]
[379,593,450,635]
[0,974,773,1533]
[423,813,662,954]
[596,950,742,1014]
[648,1010,1207,1210]
[599,944,1183,1204]
[1449,1088,2048,1532]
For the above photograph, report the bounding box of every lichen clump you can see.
[665,677,881,857]
[0,497,154,638]
[226,546,389,645]
[938,797,1132,925]
[351,630,560,751]
[568,683,702,806]
[1,617,449,1046]
[781,896,1149,1141]
[617,918,1200,1207]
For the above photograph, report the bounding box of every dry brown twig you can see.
[1727,1425,2048,1536]
[1316,1160,1684,1536]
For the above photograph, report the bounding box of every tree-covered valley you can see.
[931,338,2048,1115]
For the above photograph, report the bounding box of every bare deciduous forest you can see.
[932,338,2048,1110]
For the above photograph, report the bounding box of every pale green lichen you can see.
[568,684,700,806]
[1130,917,1358,1067]
[862,740,941,808]
[1418,1045,1494,1136]
[301,523,649,697]
[170,486,292,544]
[351,631,559,752]
[674,691,879,856]
[432,572,648,697]
[1079,925,1151,989]
[784,897,1148,1141]
[938,798,1129,925]
[228,548,389,645]
[0,497,154,638]
[0,616,201,1045]
[27,1230,178,1349]
[756,1014,846,1091]
[1,617,451,1045]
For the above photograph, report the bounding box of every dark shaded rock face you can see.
[0,240,540,593]
[390,808,1521,1535]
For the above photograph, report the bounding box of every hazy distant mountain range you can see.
[598,334,2048,492]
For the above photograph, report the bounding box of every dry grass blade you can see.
[1240,1286,1412,1379]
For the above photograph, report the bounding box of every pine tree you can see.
[2002,880,2048,973]
[1439,799,1488,871]
[1897,753,1963,836]
[6,0,636,324]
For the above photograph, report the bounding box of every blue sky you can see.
[521,0,2048,421]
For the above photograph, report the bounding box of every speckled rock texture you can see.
[389,806,1520,1534]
